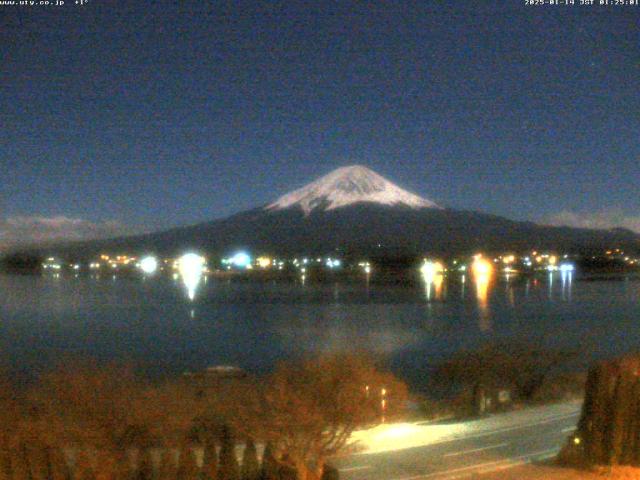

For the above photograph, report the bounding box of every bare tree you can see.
[0,354,407,480]
[255,353,408,480]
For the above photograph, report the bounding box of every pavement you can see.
[334,401,582,480]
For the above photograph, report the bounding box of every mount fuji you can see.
[267,165,439,214]
[28,165,640,259]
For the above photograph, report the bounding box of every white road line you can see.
[561,426,577,433]
[394,448,559,480]
[443,442,509,458]
[339,465,371,472]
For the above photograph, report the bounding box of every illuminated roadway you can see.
[334,401,581,480]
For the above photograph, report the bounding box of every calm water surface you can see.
[1,271,639,390]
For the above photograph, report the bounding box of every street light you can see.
[139,256,158,274]
[178,253,205,301]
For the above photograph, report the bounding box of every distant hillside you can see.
[9,166,640,260]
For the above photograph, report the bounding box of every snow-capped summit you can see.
[267,165,440,214]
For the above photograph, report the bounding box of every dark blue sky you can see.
[1,1,638,244]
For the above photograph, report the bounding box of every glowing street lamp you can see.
[471,255,492,277]
[139,256,158,274]
[420,260,444,301]
[420,260,444,282]
[230,251,252,269]
[178,253,205,300]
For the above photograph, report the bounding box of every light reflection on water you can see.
[561,270,573,301]
[422,274,444,302]
[0,270,636,389]
[474,271,492,332]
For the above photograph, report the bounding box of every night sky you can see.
[1,1,638,247]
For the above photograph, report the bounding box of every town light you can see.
[139,256,158,274]
[420,260,444,301]
[179,253,205,277]
[471,256,492,276]
[178,253,206,300]
[502,255,515,264]
[420,260,444,281]
[257,256,271,269]
[230,251,252,268]
[326,258,341,269]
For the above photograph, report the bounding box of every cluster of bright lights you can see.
[420,260,444,282]
[42,263,62,270]
[559,263,575,273]
[292,258,311,267]
[358,261,372,274]
[326,258,342,269]
[256,256,272,269]
[502,255,515,264]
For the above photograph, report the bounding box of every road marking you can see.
[339,465,371,472]
[443,442,508,458]
[561,426,577,433]
[394,448,558,480]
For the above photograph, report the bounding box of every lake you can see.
[1,270,639,390]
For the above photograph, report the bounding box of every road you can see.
[334,401,581,480]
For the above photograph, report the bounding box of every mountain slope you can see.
[38,204,640,259]
[19,166,640,258]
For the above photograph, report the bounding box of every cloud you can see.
[544,209,640,233]
[0,215,132,249]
